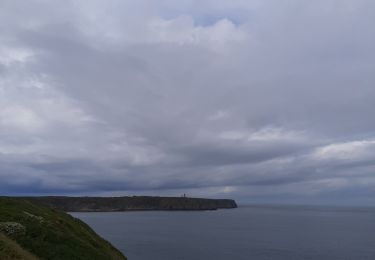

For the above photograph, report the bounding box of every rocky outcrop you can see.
[22,196,238,212]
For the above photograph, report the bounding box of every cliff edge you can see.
[0,197,126,259]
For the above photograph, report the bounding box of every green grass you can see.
[0,197,126,260]
[0,233,38,260]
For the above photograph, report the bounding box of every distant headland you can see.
[20,196,238,212]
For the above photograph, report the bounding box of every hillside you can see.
[0,197,126,260]
[23,196,238,212]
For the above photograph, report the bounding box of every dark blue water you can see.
[72,205,375,260]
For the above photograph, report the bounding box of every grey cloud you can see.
[0,0,375,205]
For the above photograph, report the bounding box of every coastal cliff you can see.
[23,196,238,212]
[0,197,126,259]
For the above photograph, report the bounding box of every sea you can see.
[71,205,375,260]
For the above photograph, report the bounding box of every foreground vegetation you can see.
[0,197,126,259]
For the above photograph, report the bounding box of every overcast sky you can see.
[1,0,375,205]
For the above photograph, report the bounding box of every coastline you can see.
[19,196,238,212]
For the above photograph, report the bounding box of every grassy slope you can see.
[0,233,38,260]
[0,197,126,260]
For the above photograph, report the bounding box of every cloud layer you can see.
[1,0,375,205]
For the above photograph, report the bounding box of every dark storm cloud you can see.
[1,0,375,204]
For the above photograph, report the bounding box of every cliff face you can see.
[23,196,238,212]
[0,197,126,259]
